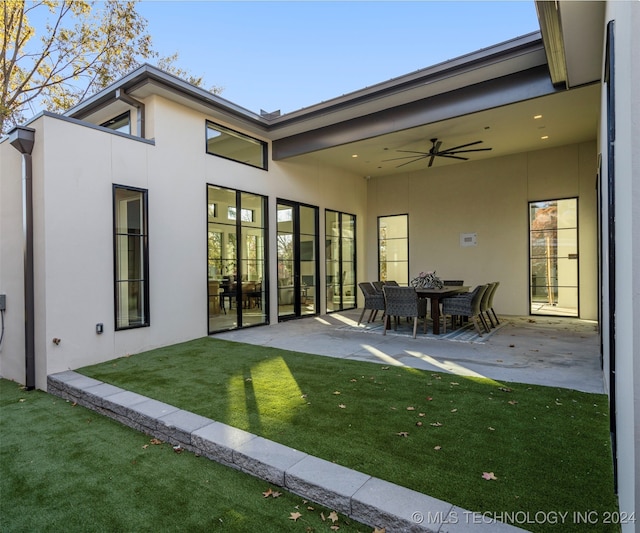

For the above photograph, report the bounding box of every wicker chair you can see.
[442,284,489,335]
[384,280,400,287]
[477,282,495,332]
[484,281,500,326]
[357,282,385,324]
[372,281,385,293]
[382,286,427,338]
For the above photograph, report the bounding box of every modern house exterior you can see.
[1,0,638,525]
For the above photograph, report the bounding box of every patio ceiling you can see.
[272,82,599,179]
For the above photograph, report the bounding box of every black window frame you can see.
[113,184,150,330]
[205,120,268,170]
[101,111,131,134]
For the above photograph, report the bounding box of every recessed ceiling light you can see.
[541,135,549,140]
[352,154,358,158]
[534,114,543,119]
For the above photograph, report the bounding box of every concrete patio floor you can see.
[215,310,605,394]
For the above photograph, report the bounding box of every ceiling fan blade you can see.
[428,154,437,167]
[437,140,484,153]
[382,154,430,162]
[395,155,429,168]
[396,149,431,155]
[440,147,493,155]
[436,154,469,161]
[432,141,442,154]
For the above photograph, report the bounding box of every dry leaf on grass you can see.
[289,511,302,521]
[396,432,409,437]
[482,472,498,480]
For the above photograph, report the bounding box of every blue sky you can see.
[138,1,540,115]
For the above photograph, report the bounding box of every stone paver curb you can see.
[47,371,528,533]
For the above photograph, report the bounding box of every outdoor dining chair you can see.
[357,282,385,325]
[382,285,427,338]
[484,281,500,326]
[441,284,489,335]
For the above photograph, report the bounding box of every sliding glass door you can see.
[277,200,319,320]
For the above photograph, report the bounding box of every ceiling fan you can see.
[383,138,493,168]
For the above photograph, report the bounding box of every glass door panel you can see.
[325,210,356,312]
[208,185,268,332]
[277,201,319,319]
[529,198,578,316]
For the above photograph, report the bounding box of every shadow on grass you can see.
[77,337,619,533]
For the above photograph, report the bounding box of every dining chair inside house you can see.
[384,280,400,286]
[382,285,428,339]
[484,281,500,326]
[357,282,385,325]
[441,284,489,335]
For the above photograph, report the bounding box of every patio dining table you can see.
[415,285,469,335]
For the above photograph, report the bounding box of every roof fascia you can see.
[273,65,559,160]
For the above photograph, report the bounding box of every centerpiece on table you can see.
[410,271,444,289]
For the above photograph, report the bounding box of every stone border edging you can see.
[47,370,525,533]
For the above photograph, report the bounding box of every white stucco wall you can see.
[602,0,640,528]
[366,141,598,319]
[0,98,368,390]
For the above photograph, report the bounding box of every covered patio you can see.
[215,309,603,394]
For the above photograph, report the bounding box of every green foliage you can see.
[0,0,221,134]
[78,337,620,533]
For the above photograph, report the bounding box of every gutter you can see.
[115,89,145,138]
[8,126,36,390]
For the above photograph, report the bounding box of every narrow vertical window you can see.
[114,185,149,329]
[325,210,357,312]
[378,215,409,285]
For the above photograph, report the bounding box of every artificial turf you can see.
[0,378,369,532]
[74,337,620,533]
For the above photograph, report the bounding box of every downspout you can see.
[115,89,145,137]
[8,126,36,391]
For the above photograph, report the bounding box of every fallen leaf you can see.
[508,400,518,405]
[245,377,252,382]
[338,404,346,409]
[450,408,458,413]
[330,526,340,531]
[328,511,339,523]
[262,488,274,498]
[333,391,341,395]
[426,397,433,401]
[430,422,443,427]
[307,506,314,510]
[350,378,357,382]
[418,412,426,417]
[289,511,302,521]
[450,382,459,386]
[434,445,442,450]
[499,387,512,393]
[142,444,149,449]
[321,512,326,521]
[18,399,26,403]
[415,421,423,427]
[373,528,386,533]
[382,366,390,370]
[406,406,415,411]
[482,472,498,480]
[488,427,495,431]
[150,438,162,445]
[396,432,409,437]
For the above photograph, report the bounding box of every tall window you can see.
[206,121,267,170]
[325,210,356,312]
[378,215,408,285]
[113,185,149,329]
[101,112,131,134]
[529,198,579,317]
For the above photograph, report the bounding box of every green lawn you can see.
[73,337,620,533]
[0,379,369,532]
